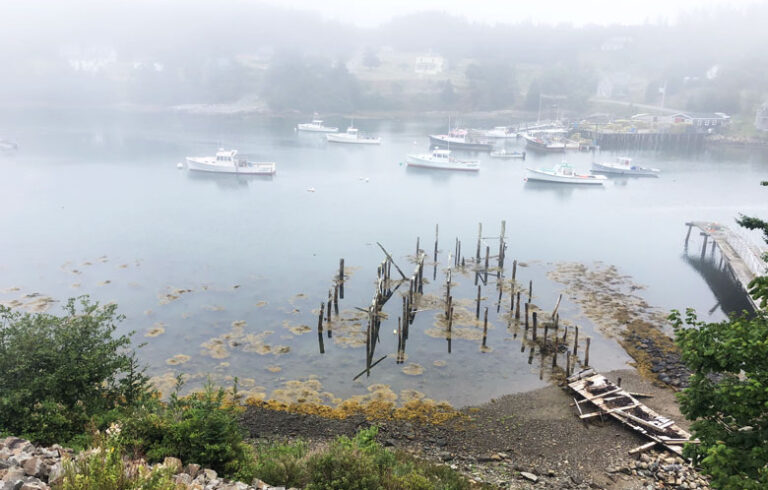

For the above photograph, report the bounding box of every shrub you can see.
[253,440,308,488]
[53,435,178,490]
[305,443,381,490]
[118,378,257,483]
[0,297,152,445]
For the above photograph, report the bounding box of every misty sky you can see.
[265,0,757,27]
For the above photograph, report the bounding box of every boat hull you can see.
[186,157,276,175]
[406,155,479,172]
[591,162,660,176]
[429,135,493,151]
[326,134,381,144]
[523,136,566,152]
[490,151,525,160]
[526,168,605,185]
[297,124,338,133]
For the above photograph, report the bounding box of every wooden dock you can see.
[685,221,767,311]
[568,369,697,457]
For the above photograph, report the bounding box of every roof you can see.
[670,112,730,120]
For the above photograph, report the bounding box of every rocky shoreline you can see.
[0,436,285,490]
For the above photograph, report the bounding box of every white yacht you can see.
[297,119,338,133]
[526,162,605,185]
[406,148,479,172]
[186,149,276,175]
[326,126,381,144]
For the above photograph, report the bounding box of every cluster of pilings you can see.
[327,221,594,383]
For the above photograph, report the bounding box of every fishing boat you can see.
[526,162,606,185]
[490,149,526,160]
[568,369,696,457]
[186,149,276,175]
[0,139,18,152]
[480,126,518,139]
[326,126,381,145]
[296,119,338,133]
[429,129,493,152]
[592,157,660,177]
[406,148,479,172]
[522,133,567,152]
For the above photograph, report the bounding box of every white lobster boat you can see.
[186,149,276,175]
[406,148,479,172]
[326,126,381,144]
[526,162,605,185]
[481,126,518,139]
[296,119,338,133]
[592,157,660,177]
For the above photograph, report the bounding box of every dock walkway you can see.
[685,221,767,311]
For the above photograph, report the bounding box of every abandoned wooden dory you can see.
[568,369,697,456]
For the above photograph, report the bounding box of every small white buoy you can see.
[176,162,183,169]
[307,187,316,192]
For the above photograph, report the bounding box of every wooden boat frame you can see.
[567,369,698,457]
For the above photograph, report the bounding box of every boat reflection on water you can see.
[185,169,274,189]
[522,178,605,200]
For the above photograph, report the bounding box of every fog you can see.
[0,0,766,116]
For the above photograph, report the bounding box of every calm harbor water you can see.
[1,110,766,407]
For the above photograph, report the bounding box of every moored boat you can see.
[429,131,493,152]
[326,126,381,144]
[0,139,18,152]
[591,157,660,177]
[406,148,479,172]
[186,149,276,175]
[490,149,526,160]
[297,119,338,133]
[522,133,566,152]
[480,126,518,139]
[526,162,606,185]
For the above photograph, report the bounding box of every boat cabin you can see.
[311,120,324,126]
[346,127,358,135]
[555,163,574,175]
[431,149,452,160]
[616,157,632,167]
[215,149,238,162]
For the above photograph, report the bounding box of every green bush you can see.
[249,427,472,490]
[53,437,178,490]
[305,444,381,490]
[0,297,152,445]
[253,440,308,488]
[118,378,257,483]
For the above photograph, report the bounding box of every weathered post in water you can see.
[532,311,537,340]
[476,285,482,319]
[339,258,345,299]
[573,326,579,356]
[482,307,489,349]
[585,337,591,366]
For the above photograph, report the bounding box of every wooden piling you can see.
[528,280,533,302]
[552,294,562,320]
[497,284,503,313]
[484,245,490,283]
[447,306,453,354]
[515,291,521,320]
[532,311,537,340]
[476,285,482,319]
[482,307,488,349]
[543,319,549,343]
[573,326,579,355]
[566,351,571,376]
[434,224,439,262]
[524,302,529,329]
[416,237,420,258]
[512,259,517,282]
[476,222,482,260]
[339,258,345,299]
[585,337,591,366]
[333,284,339,316]
[317,302,325,354]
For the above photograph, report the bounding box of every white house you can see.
[756,103,768,132]
[414,56,445,75]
